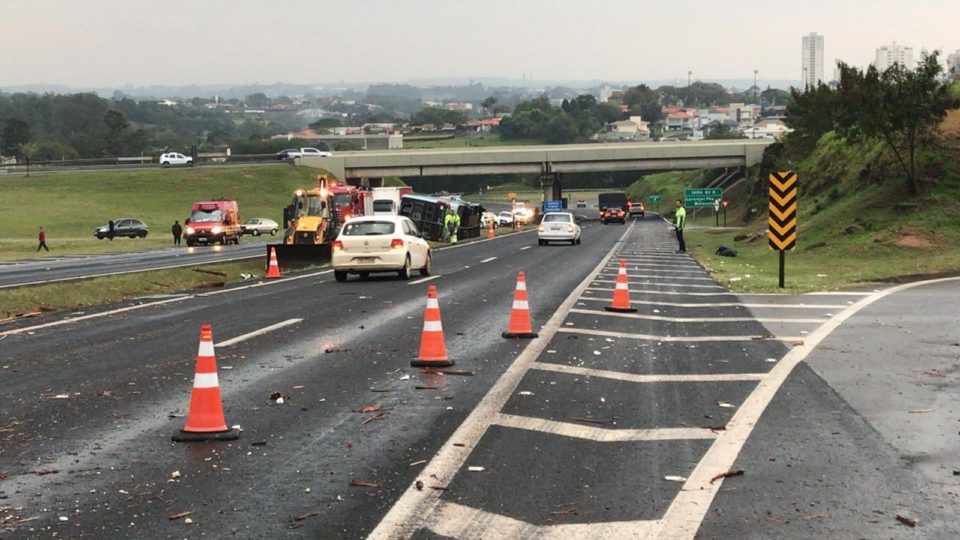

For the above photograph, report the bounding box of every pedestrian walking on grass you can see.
[674,200,686,253]
[171,220,183,246]
[37,227,49,252]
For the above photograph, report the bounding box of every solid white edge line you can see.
[367,222,635,540]
[215,318,304,348]
[1,269,332,337]
[648,275,960,539]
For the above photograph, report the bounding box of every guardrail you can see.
[0,154,282,177]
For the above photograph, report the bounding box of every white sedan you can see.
[537,212,581,245]
[332,215,431,282]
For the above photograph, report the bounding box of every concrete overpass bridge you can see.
[300,139,773,201]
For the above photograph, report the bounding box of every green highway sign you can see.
[646,194,662,202]
[684,188,723,208]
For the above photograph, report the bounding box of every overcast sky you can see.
[2,0,957,88]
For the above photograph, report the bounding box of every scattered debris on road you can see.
[350,479,382,488]
[664,475,687,482]
[895,514,919,527]
[168,510,192,521]
[569,416,609,425]
[409,460,427,467]
[288,511,320,529]
[752,331,776,340]
[709,469,744,484]
[415,480,424,490]
[549,503,578,517]
[909,408,933,414]
[467,466,486,472]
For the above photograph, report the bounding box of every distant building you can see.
[946,49,960,77]
[595,116,650,141]
[801,32,825,88]
[874,41,915,71]
[598,84,614,103]
[744,119,793,140]
[159,98,178,107]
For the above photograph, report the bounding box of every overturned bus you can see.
[399,194,484,242]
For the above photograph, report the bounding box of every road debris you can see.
[350,479,382,488]
[288,511,320,529]
[399,374,411,381]
[170,470,181,479]
[550,503,578,516]
[183,517,194,525]
[467,466,486,472]
[664,475,687,482]
[895,514,919,527]
[752,331,776,340]
[409,460,427,467]
[518,391,535,396]
[29,469,59,476]
[355,404,387,414]
[415,480,424,490]
[361,412,387,425]
[716,401,736,408]
[168,510,193,521]
[709,469,744,484]
[415,386,438,390]
[569,416,609,425]
[909,408,933,414]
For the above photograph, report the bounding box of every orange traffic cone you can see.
[266,246,281,279]
[411,285,454,367]
[172,324,240,441]
[488,219,495,239]
[502,271,539,338]
[605,259,638,313]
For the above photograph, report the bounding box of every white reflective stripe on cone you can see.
[515,281,526,291]
[512,300,529,310]
[423,320,443,332]
[616,282,629,290]
[193,372,219,389]
[198,340,215,357]
[427,299,439,309]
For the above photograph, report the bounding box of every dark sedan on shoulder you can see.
[94,218,149,240]
[601,207,626,225]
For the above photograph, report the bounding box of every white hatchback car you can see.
[538,212,581,245]
[332,216,431,282]
[159,152,193,166]
[240,218,278,236]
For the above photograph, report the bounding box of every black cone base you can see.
[502,331,539,339]
[411,359,455,368]
[172,428,240,442]
[604,306,638,313]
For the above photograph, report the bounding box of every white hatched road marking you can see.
[520,246,532,251]
[599,273,714,281]
[590,279,725,289]
[480,257,498,263]
[215,318,304,348]
[408,275,441,285]
[577,296,846,309]
[493,413,718,442]
[530,362,767,383]
[586,287,735,297]
[569,307,827,324]
[558,327,806,343]
[367,223,636,540]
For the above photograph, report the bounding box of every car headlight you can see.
[185,226,195,234]
[211,226,222,234]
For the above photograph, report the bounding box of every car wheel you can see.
[398,256,411,280]
[253,229,260,236]
[570,239,576,245]
[359,272,371,281]
[161,162,169,167]
[270,229,277,236]
[420,252,431,276]
[186,240,194,247]
[138,231,147,238]
[108,236,114,241]
[576,237,582,245]
[334,270,348,282]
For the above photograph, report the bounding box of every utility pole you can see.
[754,69,758,104]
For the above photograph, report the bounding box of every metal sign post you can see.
[722,199,729,227]
[768,172,798,288]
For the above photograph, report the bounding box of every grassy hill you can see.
[626,112,960,292]
[0,165,327,259]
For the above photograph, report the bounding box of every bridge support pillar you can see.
[540,172,562,204]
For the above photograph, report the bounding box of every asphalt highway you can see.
[2,217,957,539]
[0,240,270,289]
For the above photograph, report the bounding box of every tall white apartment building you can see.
[946,50,960,77]
[801,33,824,88]
[874,42,915,71]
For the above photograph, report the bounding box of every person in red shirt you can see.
[37,227,49,252]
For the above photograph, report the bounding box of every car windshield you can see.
[190,209,223,222]
[292,194,323,218]
[332,193,351,206]
[543,214,572,223]
[499,212,512,217]
[342,221,396,236]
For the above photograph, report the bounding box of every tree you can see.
[244,93,270,107]
[783,81,839,153]
[308,117,344,131]
[481,96,498,115]
[623,84,663,123]
[834,52,955,195]
[104,110,129,156]
[2,118,31,156]
[409,107,467,127]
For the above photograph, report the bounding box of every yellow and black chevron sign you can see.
[768,172,797,251]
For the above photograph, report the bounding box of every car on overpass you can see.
[538,212,581,245]
[159,152,193,166]
[276,147,333,160]
[332,215,431,282]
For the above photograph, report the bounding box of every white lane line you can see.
[368,222,636,540]
[558,327,806,343]
[598,273,714,281]
[0,254,268,290]
[577,297,846,309]
[531,362,767,383]
[569,308,827,324]
[590,279,725,289]
[648,275,960,539]
[480,257,498,263]
[493,413,718,442]
[586,287,735,297]
[408,275,441,285]
[429,501,659,540]
[215,318,303,348]
[0,269,333,337]
[520,246,532,251]
[739,291,873,297]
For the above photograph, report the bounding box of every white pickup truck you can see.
[276,147,332,160]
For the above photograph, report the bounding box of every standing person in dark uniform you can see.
[171,220,183,246]
[37,227,49,252]
[674,200,686,253]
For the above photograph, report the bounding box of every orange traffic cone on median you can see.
[502,271,538,339]
[605,259,638,313]
[411,285,454,368]
[172,324,240,442]
[488,219,495,239]
[266,246,282,279]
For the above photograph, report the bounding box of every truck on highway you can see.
[184,200,241,246]
[361,186,414,216]
[597,192,628,214]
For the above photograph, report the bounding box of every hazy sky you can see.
[2,0,957,87]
